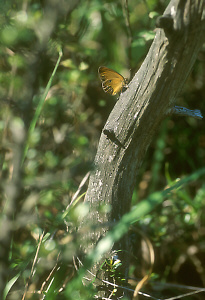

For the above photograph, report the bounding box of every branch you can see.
[81,0,205,297]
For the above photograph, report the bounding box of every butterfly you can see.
[98,66,128,96]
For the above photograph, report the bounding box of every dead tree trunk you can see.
[81,0,205,297]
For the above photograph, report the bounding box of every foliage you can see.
[0,0,205,299]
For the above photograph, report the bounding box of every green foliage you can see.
[0,0,205,299]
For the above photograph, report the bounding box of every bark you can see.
[81,0,205,298]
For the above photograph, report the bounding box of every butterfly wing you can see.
[102,78,125,95]
[98,66,127,96]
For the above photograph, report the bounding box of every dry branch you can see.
[81,0,205,298]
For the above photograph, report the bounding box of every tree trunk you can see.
[81,0,205,298]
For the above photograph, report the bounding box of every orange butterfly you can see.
[98,66,128,96]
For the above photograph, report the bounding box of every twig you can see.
[39,252,61,295]
[66,171,90,210]
[22,230,45,300]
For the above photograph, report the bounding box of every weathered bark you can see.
[81,0,205,297]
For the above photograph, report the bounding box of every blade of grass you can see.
[89,167,205,264]
[65,168,205,298]
[3,273,20,300]
[21,49,63,165]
